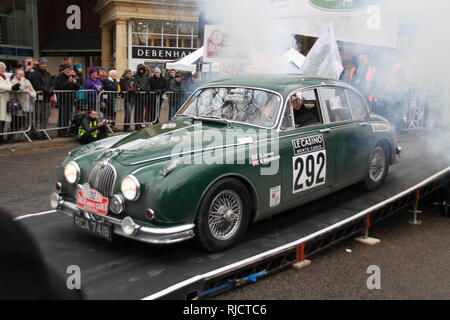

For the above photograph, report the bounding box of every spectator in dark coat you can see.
[133,64,151,129]
[168,73,183,119]
[149,67,168,92]
[101,69,120,122]
[28,58,54,134]
[54,64,81,136]
[120,69,135,132]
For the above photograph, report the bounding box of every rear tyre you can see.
[195,178,251,252]
[362,143,390,191]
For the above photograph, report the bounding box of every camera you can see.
[99,119,116,126]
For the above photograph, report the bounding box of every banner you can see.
[299,24,343,80]
[203,25,250,63]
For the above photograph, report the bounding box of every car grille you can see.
[88,162,117,198]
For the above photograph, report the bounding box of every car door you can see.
[279,88,336,206]
[318,86,372,185]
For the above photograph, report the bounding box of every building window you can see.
[131,19,198,49]
[0,0,34,47]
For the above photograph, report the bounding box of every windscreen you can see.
[176,87,282,128]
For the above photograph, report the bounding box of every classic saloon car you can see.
[51,75,401,252]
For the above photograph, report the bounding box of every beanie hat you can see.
[154,67,161,73]
[38,58,48,65]
[88,67,97,75]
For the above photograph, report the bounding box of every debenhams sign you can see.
[132,47,196,60]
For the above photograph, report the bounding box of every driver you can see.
[291,93,320,128]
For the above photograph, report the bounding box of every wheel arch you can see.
[197,173,259,223]
[375,138,393,165]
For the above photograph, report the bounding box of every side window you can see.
[291,89,323,128]
[346,89,368,121]
[321,87,352,123]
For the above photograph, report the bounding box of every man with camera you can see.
[77,110,109,144]
[55,64,80,137]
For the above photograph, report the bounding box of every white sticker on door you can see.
[270,186,281,207]
[292,150,327,194]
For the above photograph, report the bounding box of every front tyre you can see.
[362,144,390,191]
[195,178,251,252]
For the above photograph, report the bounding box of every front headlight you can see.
[121,175,141,201]
[64,161,80,184]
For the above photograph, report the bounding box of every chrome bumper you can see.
[51,193,195,245]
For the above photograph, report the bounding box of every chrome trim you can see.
[121,175,141,201]
[130,128,325,171]
[65,161,81,184]
[110,194,125,214]
[88,161,117,199]
[54,197,195,244]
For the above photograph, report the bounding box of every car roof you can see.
[203,74,352,97]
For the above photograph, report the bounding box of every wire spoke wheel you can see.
[208,190,242,241]
[369,147,386,183]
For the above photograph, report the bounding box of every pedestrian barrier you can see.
[165,91,192,120]
[33,90,98,139]
[0,91,34,143]
[1,87,436,144]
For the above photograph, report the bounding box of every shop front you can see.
[94,0,200,75]
[128,19,199,73]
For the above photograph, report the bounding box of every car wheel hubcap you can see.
[369,147,386,183]
[208,190,242,241]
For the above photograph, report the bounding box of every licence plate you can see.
[73,213,113,241]
[76,183,109,216]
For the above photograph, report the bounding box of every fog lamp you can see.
[50,192,61,209]
[110,195,125,214]
[121,216,137,236]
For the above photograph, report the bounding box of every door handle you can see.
[359,122,369,127]
[320,128,331,133]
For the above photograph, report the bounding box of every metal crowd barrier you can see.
[165,91,192,120]
[98,91,160,130]
[34,89,98,139]
[370,94,433,131]
[0,90,34,143]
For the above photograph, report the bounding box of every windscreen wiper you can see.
[179,115,232,127]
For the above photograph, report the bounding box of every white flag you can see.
[299,24,343,80]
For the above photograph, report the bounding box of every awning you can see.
[165,46,204,72]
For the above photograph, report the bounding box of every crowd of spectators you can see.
[0,57,202,142]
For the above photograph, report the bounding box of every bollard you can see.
[292,243,312,270]
[408,189,423,225]
[354,213,381,246]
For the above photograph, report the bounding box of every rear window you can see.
[346,89,367,121]
[320,87,352,123]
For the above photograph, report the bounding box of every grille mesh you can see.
[88,162,116,198]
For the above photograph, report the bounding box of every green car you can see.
[51,75,401,252]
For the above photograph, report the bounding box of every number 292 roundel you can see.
[292,135,326,194]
